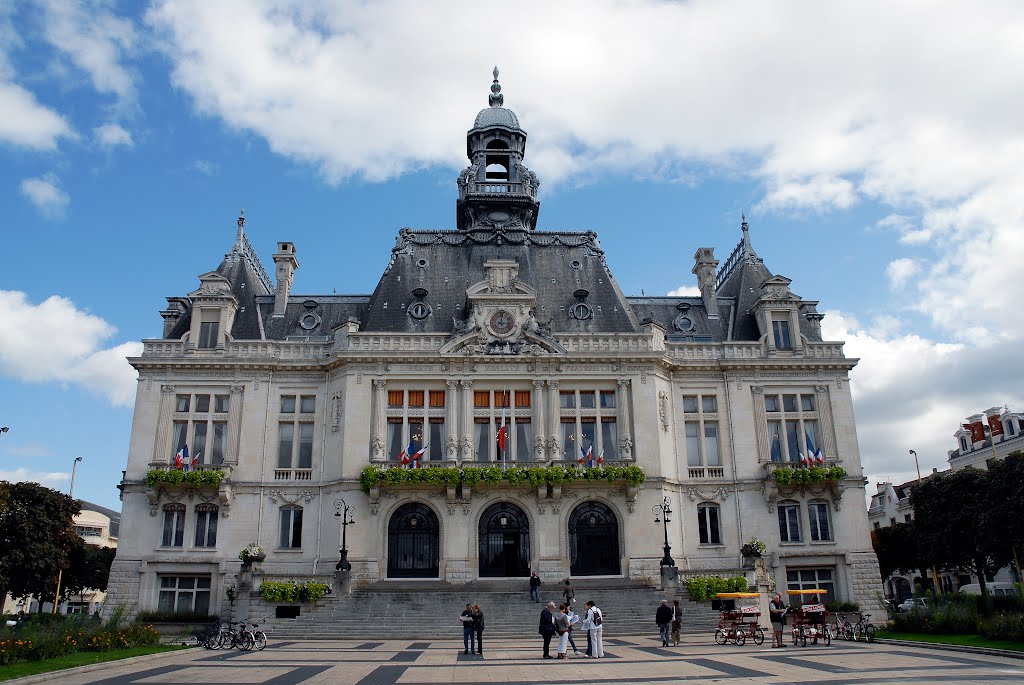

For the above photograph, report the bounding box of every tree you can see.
[984,451,1024,578]
[910,467,1009,596]
[872,521,929,581]
[61,542,116,604]
[0,481,80,609]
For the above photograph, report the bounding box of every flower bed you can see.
[360,464,645,492]
[0,616,159,666]
[146,468,224,488]
[260,580,331,603]
[772,465,845,487]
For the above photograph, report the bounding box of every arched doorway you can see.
[387,503,439,578]
[569,502,620,576]
[478,502,531,577]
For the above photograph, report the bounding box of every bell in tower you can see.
[456,67,541,231]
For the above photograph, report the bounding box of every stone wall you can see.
[847,551,885,616]
[102,558,142,621]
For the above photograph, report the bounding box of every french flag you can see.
[398,440,414,466]
[814,447,824,465]
[586,444,594,468]
[597,449,604,465]
[413,444,428,466]
[800,451,810,468]
[175,445,189,470]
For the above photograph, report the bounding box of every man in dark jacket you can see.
[656,599,673,646]
[539,601,556,658]
[530,572,541,603]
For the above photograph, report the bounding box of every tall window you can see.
[772,317,792,350]
[778,500,801,543]
[808,500,832,541]
[683,394,720,469]
[697,503,722,545]
[787,567,835,598]
[194,504,218,548]
[172,393,229,464]
[765,392,819,462]
[161,504,186,547]
[280,507,303,548]
[278,394,315,470]
[471,389,532,462]
[386,388,446,461]
[197,310,220,349]
[159,576,211,614]
[558,388,617,461]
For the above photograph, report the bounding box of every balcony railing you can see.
[274,468,314,481]
[688,467,725,479]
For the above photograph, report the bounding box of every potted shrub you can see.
[741,538,767,558]
[239,543,266,566]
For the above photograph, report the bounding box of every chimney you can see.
[272,242,299,316]
[692,247,720,319]
[160,298,189,338]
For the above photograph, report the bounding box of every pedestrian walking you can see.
[471,604,485,655]
[656,599,673,646]
[554,603,570,658]
[566,606,580,655]
[529,572,541,603]
[562,579,575,607]
[461,603,476,654]
[585,600,604,658]
[769,592,788,648]
[539,601,556,659]
[671,599,682,646]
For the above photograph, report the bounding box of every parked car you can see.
[898,597,929,612]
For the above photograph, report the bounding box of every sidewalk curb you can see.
[876,638,1024,660]
[2,646,194,685]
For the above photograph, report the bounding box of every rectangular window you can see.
[704,423,720,466]
[803,420,818,455]
[387,419,403,460]
[281,395,296,413]
[561,419,576,460]
[786,421,801,461]
[682,396,698,413]
[698,504,721,545]
[277,423,294,468]
[783,394,798,412]
[581,419,596,456]
[515,419,532,460]
[172,421,188,456]
[407,391,424,408]
[75,526,103,537]
[297,423,314,469]
[904,514,912,523]
[801,395,815,412]
[194,507,218,547]
[515,390,531,408]
[600,391,616,409]
[428,419,444,461]
[195,394,210,413]
[768,421,783,462]
[778,503,801,543]
[176,395,190,412]
[429,390,446,408]
[474,391,490,408]
[808,502,832,541]
[388,390,404,407]
[475,419,490,461]
[198,321,219,349]
[211,422,226,464]
[214,394,230,413]
[686,421,701,466]
[559,392,576,409]
[765,395,779,412]
[600,420,617,460]
[161,506,185,547]
[579,391,596,409]
[158,576,211,614]
[494,391,511,408]
[786,568,835,599]
[300,395,316,413]
[408,419,424,453]
[702,396,717,413]
[279,508,303,548]
[772,319,792,350]
[193,422,208,461]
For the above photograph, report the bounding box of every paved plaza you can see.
[21,636,1024,685]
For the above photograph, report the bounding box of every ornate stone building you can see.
[106,72,882,617]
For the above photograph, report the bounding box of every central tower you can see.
[456,68,541,231]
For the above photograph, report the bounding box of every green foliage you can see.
[356,463,647,492]
[134,610,218,623]
[872,521,928,580]
[0,615,160,666]
[979,613,1024,643]
[828,465,846,479]
[891,599,978,635]
[145,468,223,488]
[772,465,846,487]
[259,580,330,603]
[61,543,116,599]
[685,575,749,601]
[824,600,860,612]
[773,467,792,486]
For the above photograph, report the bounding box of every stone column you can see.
[617,378,634,461]
[445,380,459,461]
[227,385,244,465]
[370,379,387,462]
[460,379,474,461]
[815,385,839,460]
[532,379,546,461]
[152,385,176,465]
[546,380,560,460]
[751,385,769,463]
[789,309,803,355]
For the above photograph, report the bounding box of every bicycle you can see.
[830,613,854,641]
[714,624,746,646]
[248,621,268,651]
[851,612,876,642]
[216,621,255,650]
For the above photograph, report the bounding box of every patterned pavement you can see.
[18,635,1024,685]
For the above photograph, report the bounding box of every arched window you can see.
[697,503,721,545]
[279,506,303,549]
[486,139,509,149]
[478,502,530,577]
[194,504,218,548]
[485,162,508,182]
[161,503,186,547]
[808,499,832,541]
[778,500,801,543]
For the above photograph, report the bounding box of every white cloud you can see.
[758,176,857,214]
[2,444,54,458]
[94,122,133,147]
[666,285,700,297]
[39,0,137,102]
[191,159,218,176]
[19,173,69,218]
[886,258,919,289]
[0,468,69,488]
[0,290,142,407]
[0,81,74,149]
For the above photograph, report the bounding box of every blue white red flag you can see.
[814,447,824,465]
[175,445,188,470]
[586,445,594,468]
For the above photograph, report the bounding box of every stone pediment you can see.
[189,271,233,298]
[465,259,537,301]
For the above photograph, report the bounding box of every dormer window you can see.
[772,318,792,350]
[198,310,220,349]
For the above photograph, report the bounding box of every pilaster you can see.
[152,385,175,465]
[227,385,244,464]
[815,384,839,459]
[370,378,387,462]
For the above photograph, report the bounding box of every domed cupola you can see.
[457,67,540,231]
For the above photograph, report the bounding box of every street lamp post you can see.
[909,448,942,593]
[908,449,922,480]
[652,496,675,567]
[52,456,83,614]
[334,498,355,572]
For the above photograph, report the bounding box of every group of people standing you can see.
[654,599,683,647]
[460,603,485,655]
[538,586,604,659]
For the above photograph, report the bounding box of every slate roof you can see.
[79,500,121,539]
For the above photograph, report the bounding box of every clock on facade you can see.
[488,309,516,336]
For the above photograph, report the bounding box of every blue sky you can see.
[2,1,1022,510]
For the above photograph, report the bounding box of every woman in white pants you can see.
[554,604,571,658]
[585,600,604,658]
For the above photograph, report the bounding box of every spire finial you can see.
[488,66,504,107]
[236,209,245,249]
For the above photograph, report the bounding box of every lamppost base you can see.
[659,544,676,567]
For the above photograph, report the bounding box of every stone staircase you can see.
[259,578,724,640]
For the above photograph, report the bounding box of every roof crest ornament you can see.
[236,209,245,250]
[488,66,504,107]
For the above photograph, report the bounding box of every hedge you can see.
[146,468,224,488]
[260,580,331,603]
[360,463,645,492]
[685,575,749,601]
